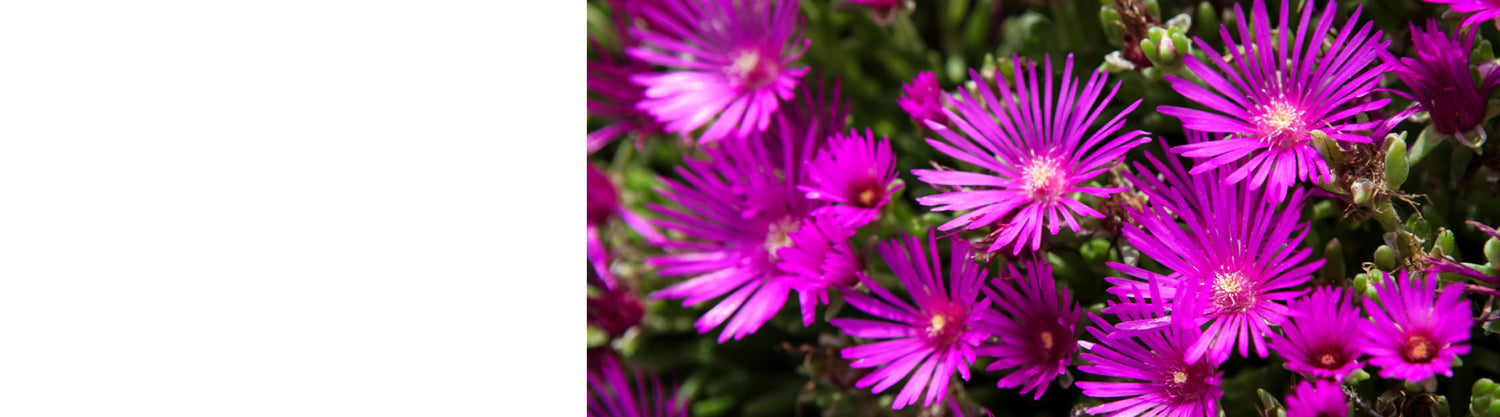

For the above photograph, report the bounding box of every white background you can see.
[0,1,572,415]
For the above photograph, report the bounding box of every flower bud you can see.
[1170,32,1191,59]
[1157,37,1179,65]
[1140,38,1161,63]
[1375,245,1396,270]
[1385,133,1409,189]
[1351,179,1375,205]
[1144,0,1160,20]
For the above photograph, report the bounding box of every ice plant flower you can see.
[897,72,949,126]
[831,232,993,409]
[912,54,1148,254]
[646,121,827,342]
[587,355,689,417]
[973,260,1083,399]
[587,0,664,154]
[588,164,664,289]
[1389,20,1500,142]
[1362,271,1473,382]
[1106,134,1321,365]
[1421,0,1500,28]
[801,128,903,228]
[1284,380,1349,417]
[777,214,863,326]
[1159,0,1391,204]
[1268,287,1369,381]
[1077,279,1224,417]
[628,0,810,143]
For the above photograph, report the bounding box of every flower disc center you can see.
[925,309,968,348]
[764,217,801,262]
[1210,270,1256,313]
[1021,156,1066,200]
[1253,100,1308,149]
[1402,334,1438,363]
[725,49,780,89]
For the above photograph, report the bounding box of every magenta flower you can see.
[1362,271,1473,382]
[1284,380,1349,417]
[1421,0,1500,28]
[897,72,949,126]
[972,259,1083,399]
[627,0,810,143]
[587,355,689,417]
[777,214,863,326]
[912,54,1148,255]
[1268,287,1369,382]
[587,0,665,154]
[831,232,993,409]
[1389,20,1500,141]
[1076,279,1224,417]
[1106,134,1321,365]
[588,164,664,289]
[1158,0,1391,204]
[800,128,903,228]
[646,121,826,342]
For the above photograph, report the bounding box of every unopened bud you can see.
[1145,0,1160,20]
[1170,32,1191,59]
[1140,38,1161,63]
[1351,179,1375,205]
[1147,26,1168,44]
[1375,245,1396,270]
[1385,133,1409,189]
[1157,38,1179,64]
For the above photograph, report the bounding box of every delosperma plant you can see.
[586,0,1500,415]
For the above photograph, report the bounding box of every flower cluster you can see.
[583,0,1495,414]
